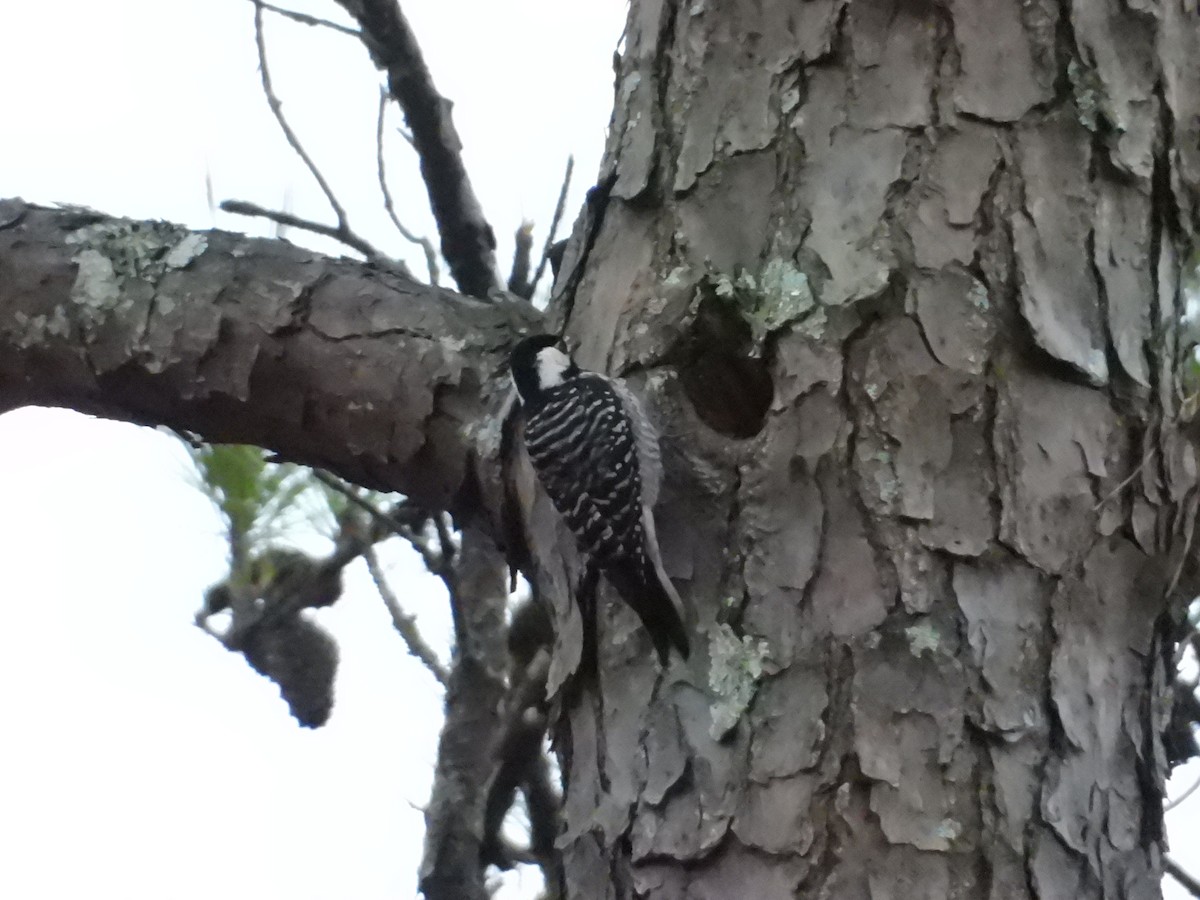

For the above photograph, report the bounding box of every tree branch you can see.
[364,546,449,685]
[377,89,440,284]
[508,222,534,298]
[1168,856,1200,899]
[238,1,399,267]
[0,201,540,512]
[249,0,360,36]
[220,199,401,269]
[419,526,510,900]
[308,467,414,536]
[334,0,501,299]
[481,649,552,869]
[250,2,357,237]
[529,156,574,299]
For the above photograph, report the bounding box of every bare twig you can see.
[408,528,447,579]
[492,841,541,867]
[219,199,403,271]
[392,511,454,592]
[253,3,346,228]
[308,468,414,537]
[239,3,396,266]
[365,547,449,685]
[273,187,293,240]
[204,167,216,217]
[432,511,457,570]
[334,0,501,299]
[529,156,574,298]
[306,470,455,586]
[374,512,441,576]
[376,88,440,284]
[1093,447,1154,511]
[508,221,534,298]
[1167,856,1200,899]
[249,0,360,36]
[308,469,451,685]
[1165,765,1200,812]
[1167,487,1200,600]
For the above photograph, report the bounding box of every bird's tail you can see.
[605,553,690,665]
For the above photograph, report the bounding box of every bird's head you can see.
[510,334,578,404]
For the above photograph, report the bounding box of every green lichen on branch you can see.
[707,622,770,739]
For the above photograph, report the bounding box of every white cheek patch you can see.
[536,347,572,388]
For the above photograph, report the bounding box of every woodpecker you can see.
[510,334,690,664]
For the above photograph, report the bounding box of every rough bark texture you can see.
[0,200,537,512]
[3,1,1199,897]
[524,1,1200,897]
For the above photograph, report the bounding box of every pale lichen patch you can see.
[1067,59,1105,132]
[707,623,770,740]
[67,219,207,282]
[905,622,941,657]
[794,307,826,340]
[11,306,71,350]
[63,219,211,372]
[66,219,207,325]
[71,248,122,317]
[968,279,988,310]
[165,232,209,269]
[934,818,963,843]
[711,258,818,349]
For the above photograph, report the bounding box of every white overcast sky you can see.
[0,2,1197,898]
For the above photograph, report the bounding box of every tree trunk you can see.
[3,1,1198,896]
[537,0,1200,896]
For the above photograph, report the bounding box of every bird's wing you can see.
[608,378,663,508]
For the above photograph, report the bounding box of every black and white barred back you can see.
[522,375,647,569]
[510,333,690,663]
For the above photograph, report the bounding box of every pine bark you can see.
[535,0,1200,897]
[0,203,536,510]
[2,1,1199,897]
